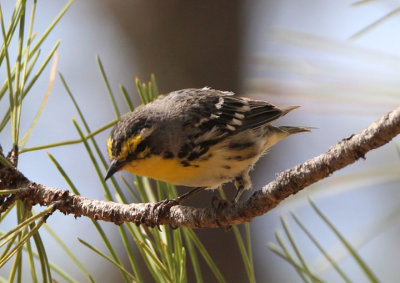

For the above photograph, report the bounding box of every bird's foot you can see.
[152,198,180,230]
[211,196,232,231]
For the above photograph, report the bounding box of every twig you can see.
[1,105,399,228]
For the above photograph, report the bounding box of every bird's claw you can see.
[211,196,232,231]
[149,198,180,229]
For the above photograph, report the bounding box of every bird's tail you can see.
[262,125,313,151]
[278,126,315,134]
[279,105,301,116]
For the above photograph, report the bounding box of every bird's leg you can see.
[211,194,232,231]
[233,170,251,203]
[174,186,206,203]
[210,174,249,229]
[233,185,245,203]
[152,187,206,227]
[211,180,244,221]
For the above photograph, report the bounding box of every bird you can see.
[104,87,311,205]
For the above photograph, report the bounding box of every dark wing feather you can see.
[218,96,295,132]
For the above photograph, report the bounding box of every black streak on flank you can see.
[199,153,213,161]
[181,160,190,167]
[198,139,220,148]
[234,156,244,161]
[163,151,174,159]
[178,143,192,158]
[226,155,242,161]
[187,146,210,161]
[226,153,256,161]
[228,141,254,150]
[187,152,200,161]
[222,165,231,170]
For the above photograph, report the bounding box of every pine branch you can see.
[1,105,399,228]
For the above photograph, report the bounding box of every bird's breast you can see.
[123,156,204,186]
[122,148,257,189]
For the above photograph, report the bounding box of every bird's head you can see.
[104,112,154,180]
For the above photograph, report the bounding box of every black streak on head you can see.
[110,112,151,158]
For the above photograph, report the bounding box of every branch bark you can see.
[1,105,399,228]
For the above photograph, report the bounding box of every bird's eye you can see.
[136,141,147,153]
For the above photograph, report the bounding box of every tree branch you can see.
[1,105,399,228]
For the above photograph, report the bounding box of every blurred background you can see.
[1,0,400,282]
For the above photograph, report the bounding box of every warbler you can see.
[105,87,310,203]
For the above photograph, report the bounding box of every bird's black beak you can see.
[104,159,123,181]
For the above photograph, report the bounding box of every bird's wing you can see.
[219,96,292,131]
[193,94,294,134]
[178,90,297,148]
[166,88,299,159]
